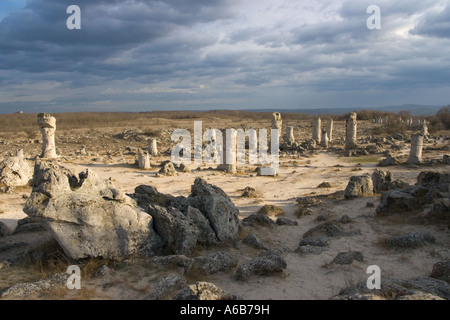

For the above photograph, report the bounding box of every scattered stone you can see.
[344,175,373,199]
[137,149,151,169]
[296,245,328,255]
[256,166,278,176]
[378,155,398,166]
[332,277,450,300]
[236,254,287,281]
[430,261,450,283]
[159,161,176,176]
[243,233,269,250]
[339,215,352,223]
[299,237,329,247]
[275,217,298,226]
[173,281,242,300]
[192,251,239,275]
[257,204,284,216]
[242,214,275,227]
[152,255,193,275]
[317,182,332,188]
[331,251,363,265]
[416,171,450,193]
[316,213,329,221]
[241,186,258,198]
[145,274,187,300]
[385,232,435,248]
[302,222,361,240]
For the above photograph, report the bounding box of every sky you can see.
[0,0,449,113]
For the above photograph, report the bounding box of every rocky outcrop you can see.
[0,149,33,188]
[372,169,407,193]
[376,186,430,215]
[23,162,160,260]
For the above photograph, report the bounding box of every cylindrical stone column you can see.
[285,126,295,144]
[218,129,237,173]
[148,138,158,156]
[327,118,333,142]
[407,134,423,165]
[37,113,57,159]
[345,112,357,150]
[138,149,151,169]
[312,117,321,144]
[321,130,329,148]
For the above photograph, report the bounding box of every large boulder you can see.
[0,149,33,188]
[235,253,287,281]
[416,171,450,193]
[148,204,199,256]
[186,178,240,242]
[372,169,407,193]
[23,162,160,260]
[344,175,373,199]
[376,186,430,215]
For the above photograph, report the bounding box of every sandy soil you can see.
[0,118,449,300]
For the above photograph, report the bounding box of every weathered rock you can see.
[241,214,275,227]
[192,251,238,275]
[0,221,9,237]
[302,222,361,240]
[243,233,269,250]
[378,155,398,166]
[376,186,430,215]
[184,206,217,246]
[173,281,242,300]
[330,251,363,265]
[13,221,46,234]
[241,186,258,198]
[317,182,332,188]
[159,161,176,176]
[186,178,240,242]
[148,138,158,157]
[416,171,450,192]
[430,261,450,283]
[338,215,352,224]
[236,254,287,281]
[345,112,357,150]
[256,166,278,176]
[372,169,394,193]
[94,265,113,277]
[296,245,328,255]
[145,274,187,300]
[152,255,193,275]
[0,149,33,188]
[385,232,435,248]
[23,162,159,260]
[257,204,284,216]
[344,175,373,199]
[276,217,298,226]
[407,134,423,165]
[0,273,67,298]
[148,204,199,256]
[332,277,450,300]
[299,237,329,247]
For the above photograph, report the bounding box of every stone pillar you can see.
[407,134,423,165]
[326,118,333,142]
[138,149,151,169]
[148,138,158,156]
[345,112,357,150]
[285,126,295,144]
[321,130,329,148]
[271,112,282,154]
[420,122,429,137]
[218,129,237,173]
[312,117,321,144]
[37,113,57,159]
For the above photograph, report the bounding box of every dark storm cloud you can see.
[410,4,450,38]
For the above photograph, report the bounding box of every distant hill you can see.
[243,104,442,116]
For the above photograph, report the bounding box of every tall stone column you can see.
[217,129,237,173]
[312,117,321,144]
[271,113,282,154]
[285,126,295,144]
[326,118,333,142]
[345,112,357,150]
[321,130,329,148]
[407,134,423,165]
[37,113,57,159]
[148,138,158,156]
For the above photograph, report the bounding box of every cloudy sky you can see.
[0,0,449,113]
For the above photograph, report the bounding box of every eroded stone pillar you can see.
[407,134,423,165]
[285,126,295,144]
[218,129,237,173]
[321,130,329,148]
[37,113,57,159]
[148,138,158,156]
[345,112,357,150]
[326,118,333,142]
[312,117,321,144]
[138,149,151,169]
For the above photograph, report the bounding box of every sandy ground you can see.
[0,119,449,300]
